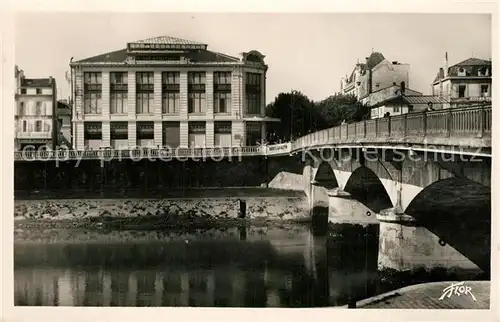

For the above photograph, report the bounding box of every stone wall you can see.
[14,155,305,199]
[14,196,309,222]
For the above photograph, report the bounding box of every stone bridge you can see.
[14,106,492,276]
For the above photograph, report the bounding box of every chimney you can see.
[444,52,449,77]
[400,81,406,94]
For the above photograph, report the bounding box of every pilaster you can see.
[101,71,110,118]
[206,71,214,117]
[180,121,188,148]
[154,121,163,147]
[179,71,188,118]
[206,120,214,147]
[128,121,136,147]
[75,122,84,149]
[101,121,110,148]
[154,71,162,117]
[128,72,136,118]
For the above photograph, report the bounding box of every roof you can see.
[129,35,207,46]
[365,52,385,69]
[74,35,240,64]
[21,78,52,88]
[404,95,448,105]
[452,57,492,67]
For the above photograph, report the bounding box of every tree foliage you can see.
[265,91,370,143]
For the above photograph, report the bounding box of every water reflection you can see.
[14,224,381,307]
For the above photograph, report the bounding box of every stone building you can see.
[340,51,410,101]
[69,35,278,150]
[14,65,58,150]
[431,53,492,108]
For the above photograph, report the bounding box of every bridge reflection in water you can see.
[14,225,381,307]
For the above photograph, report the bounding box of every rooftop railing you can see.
[13,106,491,161]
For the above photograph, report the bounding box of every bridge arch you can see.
[343,166,394,213]
[404,177,491,273]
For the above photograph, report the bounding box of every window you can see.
[162,72,180,114]
[136,122,154,141]
[20,88,26,94]
[245,122,262,146]
[110,92,128,114]
[136,92,154,114]
[481,85,489,96]
[188,72,205,84]
[246,92,261,115]
[35,120,42,132]
[214,121,232,147]
[394,106,400,113]
[188,122,206,148]
[36,88,42,94]
[110,72,128,85]
[22,120,27,132]
[19,102,25,116]
[84,122,103,146]
[35,102,42,116]
[84,72,102,114]
[188,92,206,114]
[163,72,179,85]
[458,85,466,98]
[214,92,231,113]
[245,73,262,115]
[214,72,231,84]
[162,92,180,114]
[136,72,154,114]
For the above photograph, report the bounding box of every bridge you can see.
[14,106,492,276]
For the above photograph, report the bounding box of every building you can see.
[370,94,449,119]
[340,51,410,101]
[69,35,279,150]
[14,65,57,151]
[431,53,492,108]
[57,100,72,147]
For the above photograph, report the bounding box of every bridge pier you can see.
[327,188,379,226]
[376,207,481,274]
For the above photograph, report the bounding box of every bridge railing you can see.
[13,106,491,161]
[291,106,491,150]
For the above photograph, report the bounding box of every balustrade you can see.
[14,106,491,161]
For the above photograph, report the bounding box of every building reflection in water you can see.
[14,224,381,307]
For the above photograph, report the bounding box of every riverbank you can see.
[354,280,490,309]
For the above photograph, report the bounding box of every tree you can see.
[265,91,370,142]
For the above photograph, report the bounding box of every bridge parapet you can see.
[13,106,491,161]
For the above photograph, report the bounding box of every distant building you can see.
[14,65,57,151]
[69,35,279,150]
[57,100,72,147]
[340,51,410,101]
[431,53,492,108]
[370,95,448,119]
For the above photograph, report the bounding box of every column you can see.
[232,121,244,147]
[75,122,84,149]
[102,121,110,148]
[231,67,243,118]
[128,121,137,147]
[260,73,266,115]
[377,208,481,273]
[180,121,188,148]
[101,71,110,118]
[154,71,162,117]
[179,71,188,119]
[128,71,136,118]
[206,71,214,117]
[74,69,83,119]
[154,121,163,147]
[206,121,214,147]
[327,188,379,225]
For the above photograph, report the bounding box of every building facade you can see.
[14,65,57,150]
[431,53,492,108]
[57,100,73,147]
[69,36,278,150]
[340,52,410,101]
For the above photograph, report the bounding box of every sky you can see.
[15,12,491,104]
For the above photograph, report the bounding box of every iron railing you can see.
[14,106,491,161]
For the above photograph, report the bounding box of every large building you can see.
[14,65,58,151]
[431,53,492,108]
[340,51,410,102]
[69,36,278,150]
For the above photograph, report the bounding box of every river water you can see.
[14,223,393,307]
